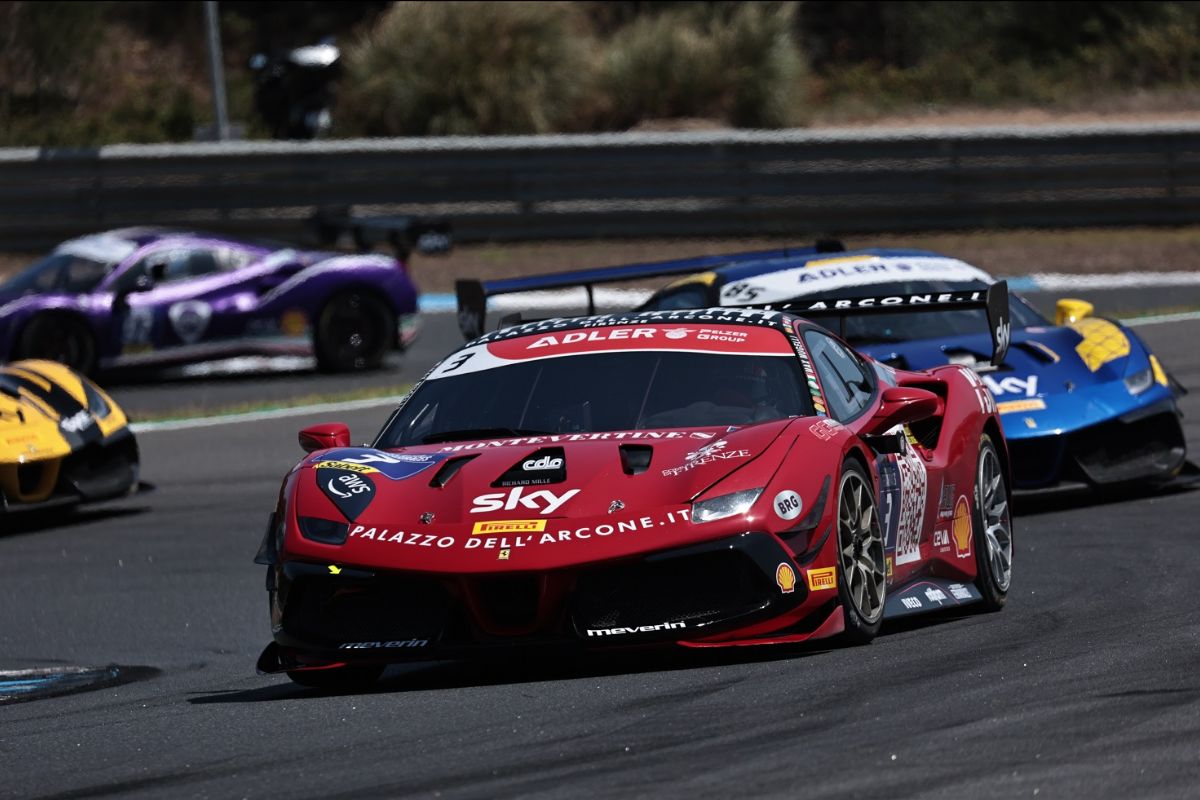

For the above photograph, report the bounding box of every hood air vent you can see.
[619,445,653,475]
[429,455,477,488]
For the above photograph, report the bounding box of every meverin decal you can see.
[493,448,566,487]
[0,367,102,447]
[586,621,686,637]
[319,468,376,522]
[339,639,428,650]
[315,448,447,481]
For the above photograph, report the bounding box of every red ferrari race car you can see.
[255,288,1016,689]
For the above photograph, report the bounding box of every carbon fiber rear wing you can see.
[454,241,845,340]
[750,282,1011,367]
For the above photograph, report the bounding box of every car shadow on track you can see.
[186,644,846,704]
[1014,480,1197,517]
[0,505,150,538]
[187,607,989,705]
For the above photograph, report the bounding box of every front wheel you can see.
[287,664,384,692]
[836,459,887,644]
[973,434,1013,611]
[313,291,394,372]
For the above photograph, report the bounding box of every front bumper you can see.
[0,428,141,513]
[263,531,808,668]
[1007,398,1186,489]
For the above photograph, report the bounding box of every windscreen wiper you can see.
[422,427,552,444]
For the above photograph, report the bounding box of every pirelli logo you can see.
[996,398,1046,414]
[471,519,547,535]
[806,566,837,591]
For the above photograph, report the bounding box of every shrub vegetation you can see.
[5,1,1200,145]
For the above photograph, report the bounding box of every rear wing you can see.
[309,208,452,259]
[453,240,845,340]
[751,282,1011,367]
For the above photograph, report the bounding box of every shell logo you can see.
[775,563,797,594]
[952,495,972,559]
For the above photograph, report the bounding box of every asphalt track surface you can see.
[2,310,1200,797]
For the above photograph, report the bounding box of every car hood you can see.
[288,419,800,572]
[861,322,1158,436]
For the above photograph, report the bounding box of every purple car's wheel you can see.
[287,665,383,692]
[973,434,1012,611]
[836,459,886,645]
[14,313,97,375]
[313,291,393,372]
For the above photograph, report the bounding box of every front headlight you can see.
[81,379,111,419]
[691,488,762,524]
[1123,367,1154,396]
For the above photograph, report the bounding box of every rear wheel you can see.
[974,434,1013,611]
[287,664,383,691]
[14,313,97,375]
[836,460,886,644]
[313,291,393,372]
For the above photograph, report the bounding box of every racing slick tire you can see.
[287,665,384,691]
[973,434,1013,612]
[835,458,887,645]
[313,290,394,372]
[14,313,97,375]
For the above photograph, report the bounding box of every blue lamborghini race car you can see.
[456,244,1188,491]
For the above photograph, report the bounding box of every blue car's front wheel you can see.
[313,291,394,372]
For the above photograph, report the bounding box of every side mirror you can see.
[299,422,350,453]
[862,387,941,436]
[1055,298,1094,326]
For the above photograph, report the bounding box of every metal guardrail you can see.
[1,123,1199,251]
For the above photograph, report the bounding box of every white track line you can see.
[130,396,401,433]
[1122,310,1200,327]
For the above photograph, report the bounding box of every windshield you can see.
[378,346,813,448]
[793,280,1046,344]
[0,252,113,295]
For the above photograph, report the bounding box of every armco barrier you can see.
[1,123,1199,250]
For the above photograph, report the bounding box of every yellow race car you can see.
[0,360,143,515]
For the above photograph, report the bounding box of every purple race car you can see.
[0,226,437,375]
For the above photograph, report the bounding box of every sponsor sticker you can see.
[315,449,447,481]
[167,300,212,345]
[809,418,843,441]
[470,486,579,515]
[661,440,752,477]
[806,566,837,591]
[59,410,93,434]
[472,519,547,535]
[776,563,797,594]
[319,468,377,522]
[773,490,803,521]
[494,448,567,487]
[952,495,972,559]
[996,398,1047,414]
[984,374,1039,397]
[339,639,428,649]
[587,621,686,637]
